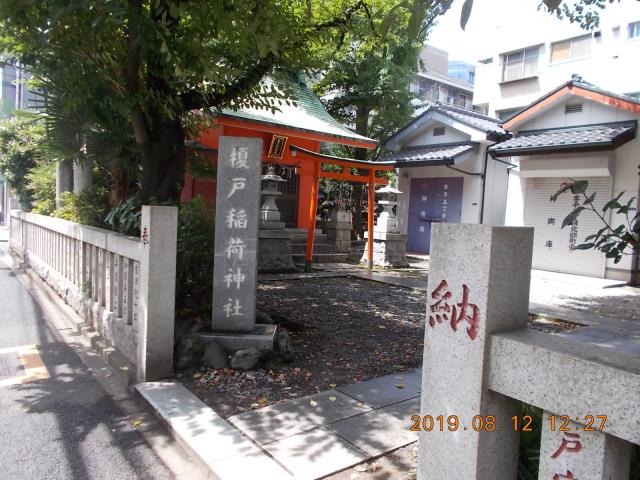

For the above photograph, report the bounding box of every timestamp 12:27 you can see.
[409,414,607,432]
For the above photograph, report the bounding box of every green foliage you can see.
[0,118,45,206]
[53,186,110,228]
[517,404,542,480]
[0,0,433,203]
[105,197,142,236]
[25,161,56,215]
[550,178,638,264]
[176,197,215,314]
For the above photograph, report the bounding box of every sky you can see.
[427,0,634,63]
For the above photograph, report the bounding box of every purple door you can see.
[407,177,463,254]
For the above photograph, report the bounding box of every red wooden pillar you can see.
[305,160,321,272]
[367,169,375,269]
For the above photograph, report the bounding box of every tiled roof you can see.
[503,77,640,127]
[434,103,507,136]
[386,102,507,149]
[384,142,477,166]
[490,121,637,157]
[220,74,377,146]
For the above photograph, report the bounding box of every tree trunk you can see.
[350,105,370,238]
[139,116,186,204]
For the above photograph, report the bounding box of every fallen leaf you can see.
[310,399,318,407]
[131,419,143,428]
[350,473,360,480]
[257,398,268,405]
[378,325,387,329]
[396,383,405,389]
[328,383,337,388]
[329,396,337,402]
[104,373,113,378]
[371,463,380,472]
[355,463,369,472]
[193,372,201,379]
[355,402,367,408]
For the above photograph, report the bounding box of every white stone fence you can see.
[419,224,639,480]
[8,207,177,383]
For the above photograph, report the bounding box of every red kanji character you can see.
[551,432,582,459]
[553,471,575,480]
[429,280,452,327]
[451,284,480,340]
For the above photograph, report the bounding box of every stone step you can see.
[290,242,336,255]
[292,253,349,264]
[290,233,328,244]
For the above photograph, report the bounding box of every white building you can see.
[493,79,639,283]
[384,103,511,254]
[473,2,640,119]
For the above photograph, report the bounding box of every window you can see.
[551,35,591,63]
[502,47,538,82]
[629,21,640,39]
[433,127,445,136]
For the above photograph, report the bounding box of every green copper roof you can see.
[220,74,377,146]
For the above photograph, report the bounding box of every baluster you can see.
[122,258,131,324]
[113,254,121,317]
[132,261,140,327]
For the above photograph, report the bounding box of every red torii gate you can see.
[289,145,396,270]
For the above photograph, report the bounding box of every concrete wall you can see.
[473,2,640,116]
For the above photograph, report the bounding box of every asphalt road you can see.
[0,236,174,480]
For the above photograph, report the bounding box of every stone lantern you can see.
[258,165,295,272]
[360,184,409,268]
[260,165,286,227]
[374,185,401,233]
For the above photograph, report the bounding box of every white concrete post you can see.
[418,224,534,480]
[539,412,631,480]
[137,205,178,383]
[73,158,93,194]
[56,160,73,208]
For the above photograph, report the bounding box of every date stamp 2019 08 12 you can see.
[409,415,607,432]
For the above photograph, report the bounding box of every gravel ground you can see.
[182,277,427,418]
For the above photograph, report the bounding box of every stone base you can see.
[325,221,352,254]
[361,232,409,268]
[199,324,277,354]
[258,229,297,273]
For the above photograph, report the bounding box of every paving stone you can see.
[598,335,640,356]
[326,397,420,456]
[263,427,368,480]
[559,327,621,344]
[336,368,421,409]
[136,382,292,479]
[228,390,372,445]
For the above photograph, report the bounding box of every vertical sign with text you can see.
[212,137,262,332]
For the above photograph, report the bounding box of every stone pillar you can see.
[539,412,631,480]
[212,137,261,331]
[56,160,73,208]
[325,209,352,254]
[73,158,93,194]
[418,224,534,480]
[137,205,178,383]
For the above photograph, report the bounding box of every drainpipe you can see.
[632,165,640,286]
[479,147,490,224]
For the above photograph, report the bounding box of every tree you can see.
[0,0,432,204]
[312,0,448,236]
[550,179,639,265]
[0,118,45,206]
